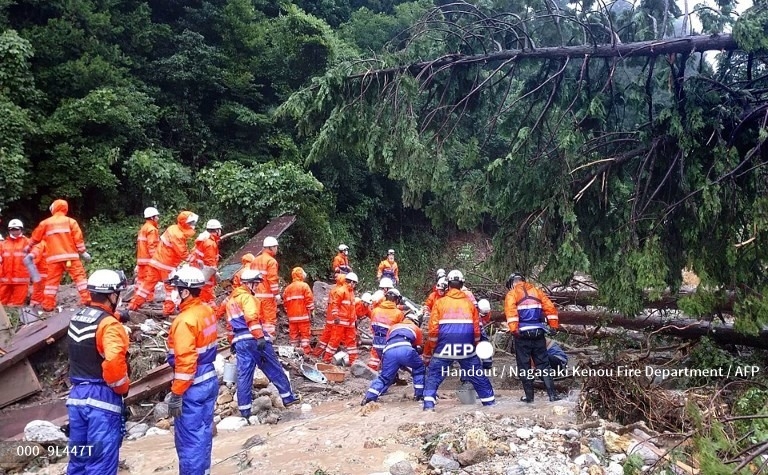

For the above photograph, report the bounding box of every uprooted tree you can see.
[279,0,768,335]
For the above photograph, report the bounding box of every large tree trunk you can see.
[491,311,768,348]
[547,290,735,312]
[352,35,738,78]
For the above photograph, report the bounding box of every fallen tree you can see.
[546,290,736,313]
[491,311,768,349]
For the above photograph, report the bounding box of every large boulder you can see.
[23,421,68,446]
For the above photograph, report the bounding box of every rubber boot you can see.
[543,375,562,401]
[520,380,535,403]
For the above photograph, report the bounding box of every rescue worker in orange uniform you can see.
[283,267,315,355]
[27,199,91,311]
[367,289,405,371]
[165,266,218,475]
[128,211,198,316]
[504,272,561,403]
[376,249,399,285]
[312,273,346,357]
[422,270,495,411]
[0,219,31,305]
[248,236,280,339]
[362,311,425,405]
[355,292,373,322]
[424,277,448,314]
[322,272,359,365]
[225,269,300,418]
[27,241,48,308]
[192,219,222,306]
[231,253,255,289]
[135,207,160,302]
[332,244,351,277]
[65,269,130,475]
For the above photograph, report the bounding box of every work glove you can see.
[117,309,131,323]
[80,252,92,262]
[168,393,183,418]
[256,337,267,351]
[122,324,132,336]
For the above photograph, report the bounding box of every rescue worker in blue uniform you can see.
[362,297,426,405]
[66,269,131,475]
[166,265,219,475]
[223,269,300,418]
[422,270,495,411]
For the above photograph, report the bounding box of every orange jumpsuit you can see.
[192,231,220,305]
[424,287,443,313]
[282,267,315,354]
[322,282,358,364]
[231,253,255,289]
[248,249,279,339]
[28,242,49,307]
[28,199,90,311]
[136,219,159,301]
[367,301,405,371]
[167,296,218,475]
[377,259,399,283]
[331,252,350,276]
[312,274,345,357]
[504,282,559,333]
[129,211,196,316]
[0,234,30,305]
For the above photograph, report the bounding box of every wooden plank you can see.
[224,214,296,268]
[0,360,43,408]
[0,308,75,374]
[124,347,231,404]
[0,305,42,408]
[0,400,67,441]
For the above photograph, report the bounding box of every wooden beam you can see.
[0,305,42,409]
[0,308,75,374]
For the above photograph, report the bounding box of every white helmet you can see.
[186,213,199,226]
[361,292,373,305]
[436,268,446,280]
[371,290,385,305]
[345,272,358,283]
[87,269,127,294]
[436,277,448,291]
[379,277,394,289]
[263,236,278,247]
[205,219,222,230]
[387,249,395,255]
[338,244,349,251]
[7,219,23,229]
[447,270,465,284]
[168,265,206,289]
[478,299,491,314]
[240,269,264,284]
[143,207,159,219]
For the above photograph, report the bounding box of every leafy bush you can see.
[84,217,140,276]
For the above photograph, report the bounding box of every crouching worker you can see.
[362,312,425,405]
[66,269,131,475]
[225,269,300,419]
[166,266,218,475]
[547,339,568,373]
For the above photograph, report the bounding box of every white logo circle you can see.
[475,341,494,360]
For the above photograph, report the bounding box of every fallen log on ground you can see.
[491,311,768,348]
[546,290,735,312]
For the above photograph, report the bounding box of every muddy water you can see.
[121,388,577,474]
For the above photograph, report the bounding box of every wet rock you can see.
[389,460,415,475]
[603,430,633,454]
[428,453,459,471]
[153,402,169,421]
[24,420,68,445]
[155,419,171,431]
[515,428,532,440]
[217,416,248,432]
[260,413,280,425]
[463,428,490,451]
[589,437,606,456]
[456,447,489,467]
[573,453,600,466]
[606,462,624,475]
[248,416,260,426]
[627,440,660,464]
[588,465,606,475]
[252,395,273,412]
[126,423,149,440]
[145,427,170,437]
[242,434,266,449]
[216,393,233,405]
[253,368,269,388]
[564,429,580,439]
[350,361,378,380]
